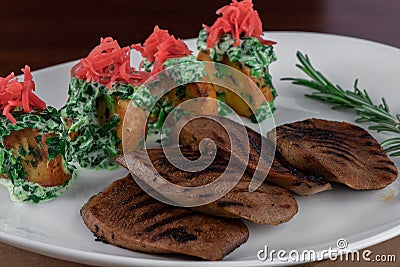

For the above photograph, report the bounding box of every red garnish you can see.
[132,26,192,74]
[204,0,276,48]
[71,37,150,89]
[0,66,46,124]
[131,26,170,64]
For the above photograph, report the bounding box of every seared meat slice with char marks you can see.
[174,116,331,195]
[116,148,298,225]
[268,118,398,190]
[81,176,249,261]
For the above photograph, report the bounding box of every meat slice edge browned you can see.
[268,152,332,195]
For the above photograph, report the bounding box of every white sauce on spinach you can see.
[197,29,277,121]
[0,107,76,203]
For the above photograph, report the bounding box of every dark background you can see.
[0,0,399,76]
[1,1,399,266]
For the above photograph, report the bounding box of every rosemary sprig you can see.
[282,51,400,157]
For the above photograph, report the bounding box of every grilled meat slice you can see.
[81,176,249,261]
[116,148,298,225]
[194,179,298,225]
[268,118,398,190]
[174,116,331,195]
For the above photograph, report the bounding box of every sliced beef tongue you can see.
[194,176,298,225]
[174,115,274,179]
[268,118,398,190]
[81,176,249,261]
[116,148,298,225]
[175,116,331,195]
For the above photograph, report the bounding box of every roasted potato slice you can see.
[198,49,274,118]
[2,128,71,187]
[167,83,218,116]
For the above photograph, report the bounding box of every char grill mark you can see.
[276,161,326,185]
[318,144,358,161]
[323,150,356,164]
[359,133,374,139]
[81,176,249,261]
[155,149,228,185]
[120,191,147,205]
[378,159,396,165]
[136,206,174,223]
[370,150,386,156]
[128,197,158,211]
[158,227,198,243]
[145,211,197,233]
[375,167,398,175]
[280,122,390,160]
[270,118,398,190]
[280,125,356,150]
[282,122,365,137]
[121,196,135,205]
[279,124,354,148]
[216,201,247,208]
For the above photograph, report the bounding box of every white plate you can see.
[1,32,400,267]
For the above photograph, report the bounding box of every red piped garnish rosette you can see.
[71,37,150,89]
[203,0,276,48]
[132,26,192,74]
[0,66,46,124]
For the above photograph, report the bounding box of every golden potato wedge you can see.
[96,96,148,152]
[197,49,275,118]
[2,128,71,187]
[168,82,218,116]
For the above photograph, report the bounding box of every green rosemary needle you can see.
[282,51,400,157]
